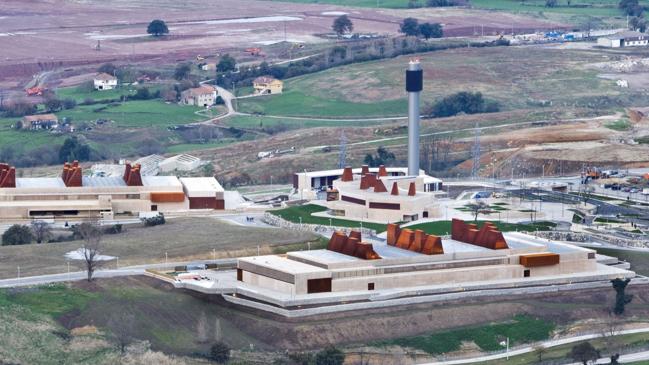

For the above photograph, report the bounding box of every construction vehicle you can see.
[25,86,46,96]
[245,47,264,57]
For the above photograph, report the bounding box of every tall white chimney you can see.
[406,59,422,176]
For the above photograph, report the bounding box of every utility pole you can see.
[338,130,347,168]
[471,123,481,180]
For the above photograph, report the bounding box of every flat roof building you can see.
[0,161,225,220]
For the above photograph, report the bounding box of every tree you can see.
[332,15,353,36]
[630,16,647,32]
[217,54,237,73]
[59,136,91,163]
[2,225,33,245]
[568,342,600,365]
[363,146,395,167]
[208,341,231,363]
[202,163,215,177]
[611,278,633,315]
[545,0,558,7]
[430,91,499,118]
[196,311,209,343]
[174,63,192,80]
[533,344,548,362]
[44,97,63,112]
[75,222,104,281]
[314,346,345,365]
[466,201,490,222]
[147,19,169,36]
[97,63,118,75]
[400,17,420,36]
[108,310,135,354]
[2,101,36,117]
[427,0,456,5]
[418,22,443,39]
[62,98,77,110]
[31,220,52,244]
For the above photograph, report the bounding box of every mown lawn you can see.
[56,100,203,128]
[596,247,649,276]
[55,85,135,103]
[407,220,557,235]
[374,315,555,354]
[237,88,407,118]
[269,204,388,232]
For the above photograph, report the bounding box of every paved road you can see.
[421,327,649,365]
[0,258,237,288]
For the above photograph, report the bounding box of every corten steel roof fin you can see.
[341,166,353,182]
[391,182,399,196]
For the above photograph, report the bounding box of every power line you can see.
[338,130,347,168]
[471,123,481,179]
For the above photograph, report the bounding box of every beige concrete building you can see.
[0,162,224,220]
[293,166,443,201]
[253,76,283,95]
[235,230,633,297]
[180,85,218,107]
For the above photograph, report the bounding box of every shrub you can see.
[142,213,166,227]
[208,341,231,363]
[429,91,500,118]
[2,225,34,245]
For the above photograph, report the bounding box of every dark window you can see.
[369,202,400,210]
[423,211,429,218]
[151,205,158,211]
[307,278,332,293]
[588,252,595,259]
[237,269,243,281]
[341,195,366,205]
[523,269,531,277]
[368,283,375,291]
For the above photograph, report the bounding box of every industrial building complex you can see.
[0,161,224,219]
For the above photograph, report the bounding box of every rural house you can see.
[180,85,218,107]
[597,31,648,48]
[21,114,59,130]
[253,76,283,95]
[93,72,118,90]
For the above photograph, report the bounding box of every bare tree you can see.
[533,344,547,362]
[466,201,490,222]
[600,314,621,355]
[76,222,104,281]
[31,220,52,244]
[196,311,209,343]
[108,310,136,354]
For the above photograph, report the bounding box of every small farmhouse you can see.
[94,73,118,90]
[253,76,283,95]
[180,85,218,107]
[21,114,59,130]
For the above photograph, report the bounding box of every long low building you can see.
[0,161,224,219]
[293,165,443,200]
[168,218,637,315]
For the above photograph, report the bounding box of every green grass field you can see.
[596,247,649,276]
[237,89,407,118]
[374,315,554,354]
[269,204,388,232]
[261,0,412,8]
[407,220,557,235]
[55,85,135,103]
[237,47,630,119]
[56,100,203,128]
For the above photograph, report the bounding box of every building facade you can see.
[180,85,218,107]
[93,73,118,90]
[0,162,225,220]
[253,76,283,94]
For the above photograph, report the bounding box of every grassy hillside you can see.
[237,47,634,119]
